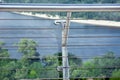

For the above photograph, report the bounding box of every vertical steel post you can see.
[56,23,63,79]
[54,12,71,80]
[62,12,71,80]
[55,20,66,79]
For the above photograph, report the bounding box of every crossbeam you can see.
[0,4,120,12]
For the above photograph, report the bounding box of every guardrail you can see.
[0,4,120,12]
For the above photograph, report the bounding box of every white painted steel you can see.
[0,4,120,12]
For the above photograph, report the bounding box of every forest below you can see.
[0,39,120,80]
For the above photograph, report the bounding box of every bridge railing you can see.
[0,3,120,80]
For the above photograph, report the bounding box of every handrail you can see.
[0,4,120,12]
[0,3,120,80]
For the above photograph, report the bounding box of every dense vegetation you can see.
[0,39,120,80]
[1,0,120,21]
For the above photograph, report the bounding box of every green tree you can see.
[0,42,15,80]
[0,42,9,57]
[17,39,39,58]
[28,62,43,78]
[72,52,120,78]
[15,39,40,79]
[110,69,120,80]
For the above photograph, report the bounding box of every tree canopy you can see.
[0,39,120,79]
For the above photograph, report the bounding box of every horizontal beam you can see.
[0,4,120,12]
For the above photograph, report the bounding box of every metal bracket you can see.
[57,66,70,72]
[57,66,63,72]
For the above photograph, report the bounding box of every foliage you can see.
[71,52,120,78]
[0,40,120,79]
[110,69,120,80]
[0,42,15,80]
[0,42,9,57]
[17,39,39,58]
[15,39,59,79]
